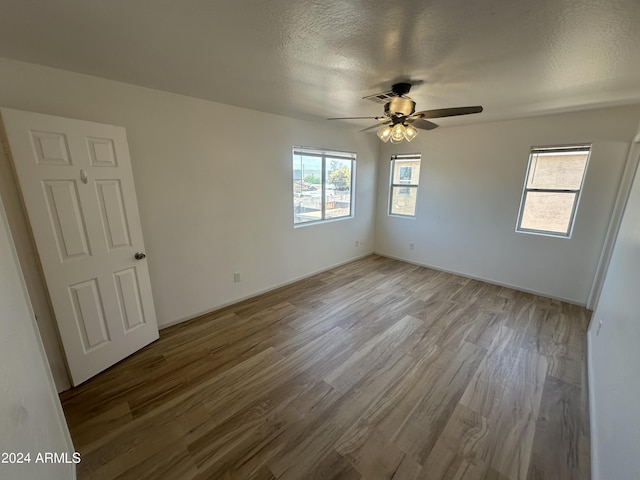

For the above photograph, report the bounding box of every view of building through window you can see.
[517,145,590,236]
[293,148,355,224]
[389,154,421,217]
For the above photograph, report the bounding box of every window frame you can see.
[516,144,591,238]
[388,153,421,218]
[292,147,356,226]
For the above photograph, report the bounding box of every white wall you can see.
[0,57,377,333]
[588,136,640,480]
[0,195,75,480]
[375,106,640,304]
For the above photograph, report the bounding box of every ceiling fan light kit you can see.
[329,82,483,143]
[378,123,418,143]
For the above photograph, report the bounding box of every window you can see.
[516,145,590,237]
[389,153,421,217]
[293,147,355,225]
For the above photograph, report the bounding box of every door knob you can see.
[134,252,146,260]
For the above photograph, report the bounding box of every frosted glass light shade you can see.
[391,124,405,143]
[404,124,418,141]
[377,125,392,142]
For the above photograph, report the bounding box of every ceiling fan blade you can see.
[327,116,380,120]
[361,121,391,132]
[407,118,439,130]
[413,106,483,119]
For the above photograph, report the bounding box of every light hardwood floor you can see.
[60,255,591,480]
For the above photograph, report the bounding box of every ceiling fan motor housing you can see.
[385,97,416,117]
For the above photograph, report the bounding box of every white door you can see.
[1,108,159,386]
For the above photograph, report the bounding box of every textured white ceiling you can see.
[1,0,639,129]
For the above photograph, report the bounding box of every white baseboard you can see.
[373,252,587,307]
[159,252,374,330]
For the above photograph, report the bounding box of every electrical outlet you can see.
[409,242,415,250]
[359,240,365,246]
[233,272,241,283]
[355,240,359,247]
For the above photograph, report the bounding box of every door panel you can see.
[96,179,132,250]
[31,130,72,165]
[42,179,92,260]
[69,278,110,351]
[114,267,146,331]
[87,137,118,167]
[1,108,159,385]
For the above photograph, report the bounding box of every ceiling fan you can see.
[328,82,483,143]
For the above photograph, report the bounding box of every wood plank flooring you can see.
[60,255,591,480]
